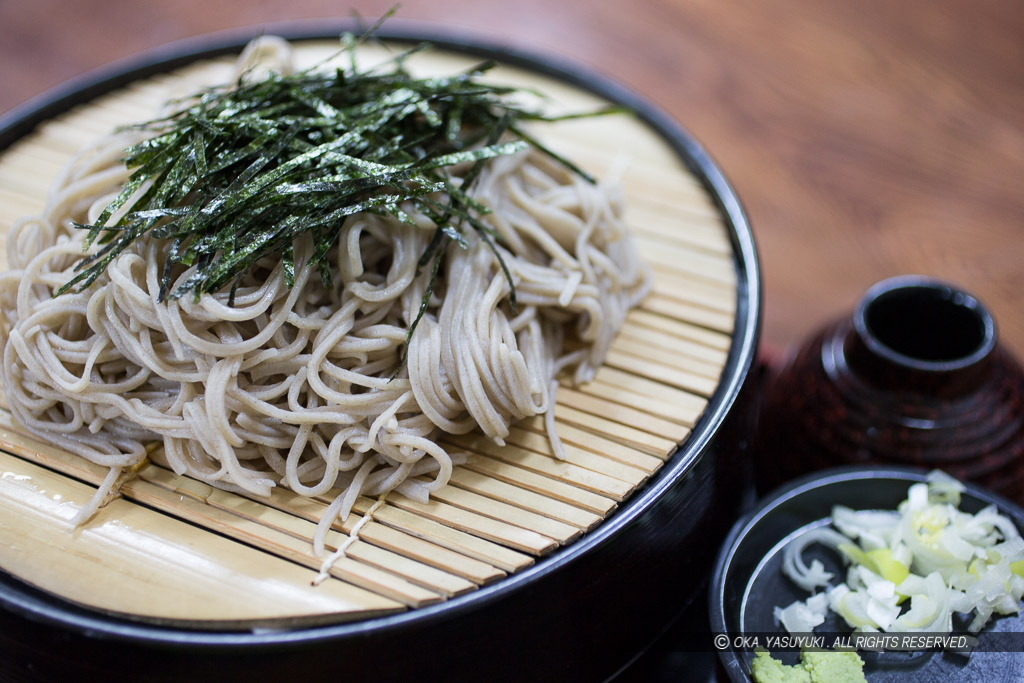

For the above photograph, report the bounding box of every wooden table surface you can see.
[2,0,1022,359]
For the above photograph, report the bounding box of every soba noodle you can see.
[0,40,650,556]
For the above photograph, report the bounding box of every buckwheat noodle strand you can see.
[0,42,650,559]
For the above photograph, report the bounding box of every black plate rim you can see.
[709,464,1024,682]
[0,18,762,650]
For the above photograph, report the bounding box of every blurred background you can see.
[2,0,1022,359]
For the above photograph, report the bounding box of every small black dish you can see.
[710,466,1024,682]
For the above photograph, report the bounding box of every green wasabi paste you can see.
[750,649,867,683]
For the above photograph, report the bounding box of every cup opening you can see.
[856,277,995,371]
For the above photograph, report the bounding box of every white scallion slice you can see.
[772,469,1024,642]
[774,597,829,633]
[781,527,852,592]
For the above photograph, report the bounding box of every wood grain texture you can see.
[4,0,1019,360]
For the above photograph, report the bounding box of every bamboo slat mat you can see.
[0,40,737,629]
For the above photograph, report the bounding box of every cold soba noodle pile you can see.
[0,37,649,559]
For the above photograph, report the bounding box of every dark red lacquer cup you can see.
[756,275,1024,503]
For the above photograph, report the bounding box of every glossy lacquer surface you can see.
[757,277,1024,502]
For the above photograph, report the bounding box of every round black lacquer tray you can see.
[0,20,761,682]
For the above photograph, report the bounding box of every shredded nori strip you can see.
[57,25,623,348]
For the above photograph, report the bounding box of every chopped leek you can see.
[775,470,1024,644]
